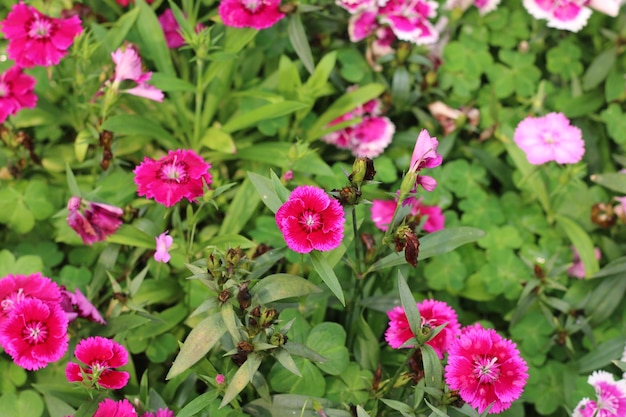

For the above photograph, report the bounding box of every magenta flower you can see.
[140,409,175,417]
[93,398,137,417]
[216,374,226,385]
[218,0,286,29]
[275,185,345,254]
[133,149,212,207]
[567,247,601,279]
[0,298,68,370]
[111,47,164,102]
[60,288,106,325]
[158,9,205,49]
[67,196,124,245]
[66,336,129,389]
[444,327,528,414]
[371,198,444,233]
[514,112,585,165]
[573,371,626,417]
[0,66,37,123]
[154,231,173,263]
[0,273,62,325]
[523,0,592,32]
[0,2,83,68]
[116,0,154,6]
[385,299,460,358]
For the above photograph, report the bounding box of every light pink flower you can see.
[523,0,592,32]
[158,9,205,49]
[67,196,124,245]
[474,0,502,14]
[0,2,83,68]
[588,0,622,16]
[371,198,444,232]
[218,0,285,29]
[0,298,68,370]
[350,116,396,158]
[93,398,137,417]
[514,112,585,165]
[444,327,528,414]
[66,336,130,389]
[275,185,345,254]
[60,288,106,325]
[408,129,442,192]
[337,0,376,14]
[111,47,164,102]
[154,231,174,263]
[0,273,62,325]
[385,299,461,358]
[567,247,601,279]
[140,409,175,417]
[133,149,212,207]
[614,196,626,222]
[573,371,626,417]
[0,66,37,123]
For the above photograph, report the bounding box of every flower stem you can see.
[193,57,204,149]
[352,206,362,276]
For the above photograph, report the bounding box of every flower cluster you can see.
[0,3,82,122]
[275,185,345,254]
[514,112,585,165]
[322,91,395,158]
[371,197,445,233]
[67,196,124,245]
[133,149,213,207]
[522,0,622,33]
[66,336,130,389]
[338,0,439,45]
[573,371,626,417]
[218,0,285,29]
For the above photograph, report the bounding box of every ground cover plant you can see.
[0,0,626,416]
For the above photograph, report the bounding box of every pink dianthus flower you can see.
[0,2,83,68]
[371,198,444,233]
[573,371,626,417]
[523,0,595,32]
[141,409,175,417]
[93,398,137,417]
[111,46,164,102]
[218,0,285,29]
[385,299,460,358]
[444,327,528,414]
[408,129,442,192]
[60,287,106,325]
[67,196,124,245]
[514,112,585,165]
[275,185,345,254]
[0,272,62,325]
[0,298,68,370]
[154,231,173,263]
[133,149,212,207]
[66,336,130,389]
[0,66,37,123]
[567,247,601,279]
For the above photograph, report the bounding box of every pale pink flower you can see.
[474,0,502,14]
[218,0,285,29]
[154,231,174,263]
[67,196,124,245]
[60,287,106,325]
[567,247,601,279]
[371,198,444,232]
[0,298,68,370]
[66,336,130,389]
[275,185,345,254]
[385,299,460,358]
[93,398,137,417]
[408,129,442,192]
[513,112,585,165]
[111,47,164,102]
[0,2,83,68]
[158,9,205,49]
[523,0,592,32]
[444,327,528,414]
[0,273,62,325]
[588,0,623,16]
[350,116,396,158]
[141,409,175,417]
[0,66,37,123]
[614,196,626,222]
[337,0,376,14]
[133,149,212,207]
[573,371,626,417]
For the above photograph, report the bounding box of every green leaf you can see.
[150,72,195,92]
[206,234,256,249]
[135,0,176,76]
[101,115,177,149]
[287,13,315,74]
[105,224,155,249]
[309,250,345,306]
[267,358,326,397]
[220,353,263,407]
[578,335,626,373]
[98,7,140,53]
[74,130,91,163]
[354,314,380,371]
[0,390,44,417]
[582,48,616,91]
[177,392,218,417]
[306,51,337,96]
[251,274,322,304]
[397,271,421,339]
[590,172,626,194]
[273,348,301,377]
[0,188,34,233]
[222,101,309,133]
[421,344,443,389]
[200,126,236,154]
[600,104,626,145]
[585,275,626,325]
[167,312,227,379]
[306,323,349,375]
[555,214,599,278]
[219,177,261,236]
[248,172,283,213]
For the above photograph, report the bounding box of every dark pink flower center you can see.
[22,320,48,345]
[158,158,190,184]
[242,0,263,12]
[299,210,323,233]
[473,355,500,384]
[27,17,54,39]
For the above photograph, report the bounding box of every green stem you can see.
[193,58,205,148]
[378,347,418,402]
[352,206,362,276]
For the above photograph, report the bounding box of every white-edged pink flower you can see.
[588,0,623,16]
[523,0,592,32]
[350,116,395,158]
[154,231,173,263]
[513,112,585,165]
[474,0,502,14]
[573,371,626,417]
[111,46,164,102]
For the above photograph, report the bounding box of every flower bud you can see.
[269,332,288,346]
[349,157,376,187]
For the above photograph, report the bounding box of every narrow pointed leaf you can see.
[310,250,345,306]
[220,353,263,407]
[398,271,421,338]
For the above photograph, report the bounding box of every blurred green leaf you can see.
[251,273,322,304]
[306,323,349,375]
[310,250,345,306]
[555,214,599,278]
[220,353,263,407]
[287,13,314,75]
[582,48,616,91]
